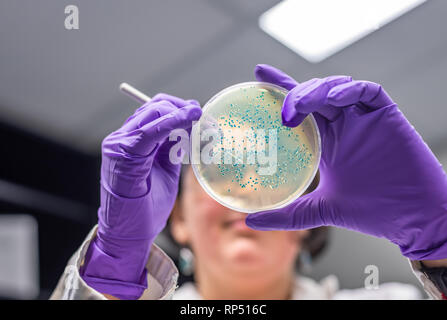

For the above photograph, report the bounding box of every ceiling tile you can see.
[0,0,232,150]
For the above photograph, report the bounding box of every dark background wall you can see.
[0,120,99,298]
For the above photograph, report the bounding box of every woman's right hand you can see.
[80,94,202,300]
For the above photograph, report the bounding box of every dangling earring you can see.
[299,249,313,274]
[179,247,195,276]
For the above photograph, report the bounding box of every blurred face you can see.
[170,167,308,283]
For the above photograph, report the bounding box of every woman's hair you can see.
[292,170,329,260]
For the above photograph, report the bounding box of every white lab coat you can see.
[173,277,423,300]
[50,226,444,300]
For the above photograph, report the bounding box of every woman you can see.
[50,64,447,300]
[170,167,335,300]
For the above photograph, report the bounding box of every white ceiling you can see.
[0,0,446,158]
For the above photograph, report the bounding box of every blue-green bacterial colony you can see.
[192,82,320,213]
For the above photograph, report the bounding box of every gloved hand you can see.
[80,94,202,299]
[246,64,447,261]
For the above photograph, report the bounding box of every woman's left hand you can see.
[246,64,447,261]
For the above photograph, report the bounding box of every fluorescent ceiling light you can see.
[259,0,426,63]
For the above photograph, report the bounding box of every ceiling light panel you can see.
[259,0,427,63]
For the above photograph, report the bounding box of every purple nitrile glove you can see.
[246,64,447,261]
[80,94,202,299]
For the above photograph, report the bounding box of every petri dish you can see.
[190,82,321,213]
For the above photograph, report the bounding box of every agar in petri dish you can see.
[190,82,321,213]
